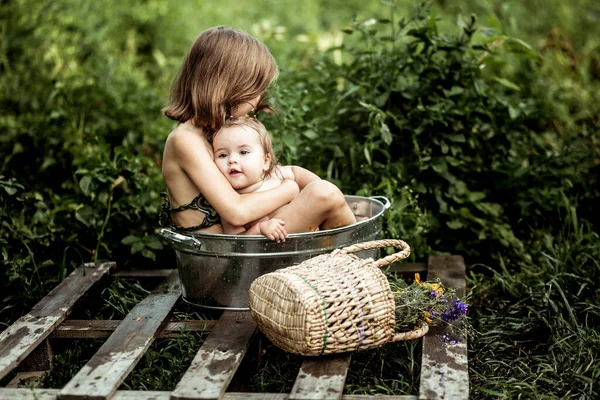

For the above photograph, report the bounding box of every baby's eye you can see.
[217,153,227,158]
[240,150,250,155]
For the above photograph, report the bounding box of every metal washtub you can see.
[159,195,391,310]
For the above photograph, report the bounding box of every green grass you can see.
[468,204,600,399]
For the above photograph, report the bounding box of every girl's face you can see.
[231,95,262,118]
[213,124,270,193]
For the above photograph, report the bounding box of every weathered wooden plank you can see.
[58,270,181,400]
[171,311,257,400]
[0,262,115,380]
[0,389,418,400]
[419,255,469,400]
[386,262,427,274]
[111,269,175,278]
[52,320,216,339]
[289,354,352,400]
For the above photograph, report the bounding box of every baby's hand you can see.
[259,219,288,243]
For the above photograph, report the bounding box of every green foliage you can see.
[268,2,598,263]
[0,0,171,324]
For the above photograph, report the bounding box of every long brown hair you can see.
[163,27,278,139]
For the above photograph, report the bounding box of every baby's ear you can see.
[263,154,271,171]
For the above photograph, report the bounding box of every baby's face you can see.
[213,125,270,192]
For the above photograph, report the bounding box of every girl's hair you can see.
[163,27,278,139]
[215,117,279,178]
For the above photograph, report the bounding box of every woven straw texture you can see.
[248,239,429,356]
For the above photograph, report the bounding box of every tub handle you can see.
[369,195,391,210]
[159,228,202,250]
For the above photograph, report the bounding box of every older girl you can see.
[161,27,354,236]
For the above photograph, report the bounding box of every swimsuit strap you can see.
[159,192,221,231]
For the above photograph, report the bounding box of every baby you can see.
[212,117,356,241]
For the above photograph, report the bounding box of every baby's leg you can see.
[269,180,357,233]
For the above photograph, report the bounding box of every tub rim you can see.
[159,195,392,250]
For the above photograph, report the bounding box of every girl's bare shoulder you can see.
[167,123,211,155]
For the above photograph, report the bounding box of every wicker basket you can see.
[248,239,429,356]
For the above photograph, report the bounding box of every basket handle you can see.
[337,239,410,268]
[392,324,429,342]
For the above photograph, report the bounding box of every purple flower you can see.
[453,300,468,315]
[441,300,468,322]
[429,290,438,297]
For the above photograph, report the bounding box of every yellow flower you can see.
[414,273,422,285]
[424,282,444,295]
[425,316,433,323]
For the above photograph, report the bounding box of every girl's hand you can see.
[259,219,288,243]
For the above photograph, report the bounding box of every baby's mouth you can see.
[229,168,242,175]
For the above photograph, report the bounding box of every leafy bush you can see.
[267,3,598,262]
[0,0,172,325]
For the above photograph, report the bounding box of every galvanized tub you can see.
[159,195,390,310]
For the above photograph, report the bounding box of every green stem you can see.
[94,192,113,262]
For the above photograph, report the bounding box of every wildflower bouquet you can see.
[389,273,468,333]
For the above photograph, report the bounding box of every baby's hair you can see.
[163,26,278,139]
[216,117,279,179]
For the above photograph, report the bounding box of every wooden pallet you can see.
[0,256,468,400]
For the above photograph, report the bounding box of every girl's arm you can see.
[172,130,298,226]
[290,166,321,190]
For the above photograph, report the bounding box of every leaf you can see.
[302,129,319,140]
[79,175,93,196]
[364,147,372,165]
[493,77,520,91]
[121,235,140,245]
[441,142,449,154]
[509,106,520,120]
[447,134,466,143]
[141,249,156,261]
[131,242,145,254]
[447,220,463,229]
[380,123,393,145]
[443,86,465,97]
[75,206,95,227]
[145,236,164,250]
[3,186,17,195]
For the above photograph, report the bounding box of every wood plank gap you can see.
[418,255,469,400]
[52,320,217,339]
[111,269,175,278]
[170,311,257,400]
[0,388,418,400]
[0,262,115,380]
[289,354,352,400]
[58,270,181,400]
